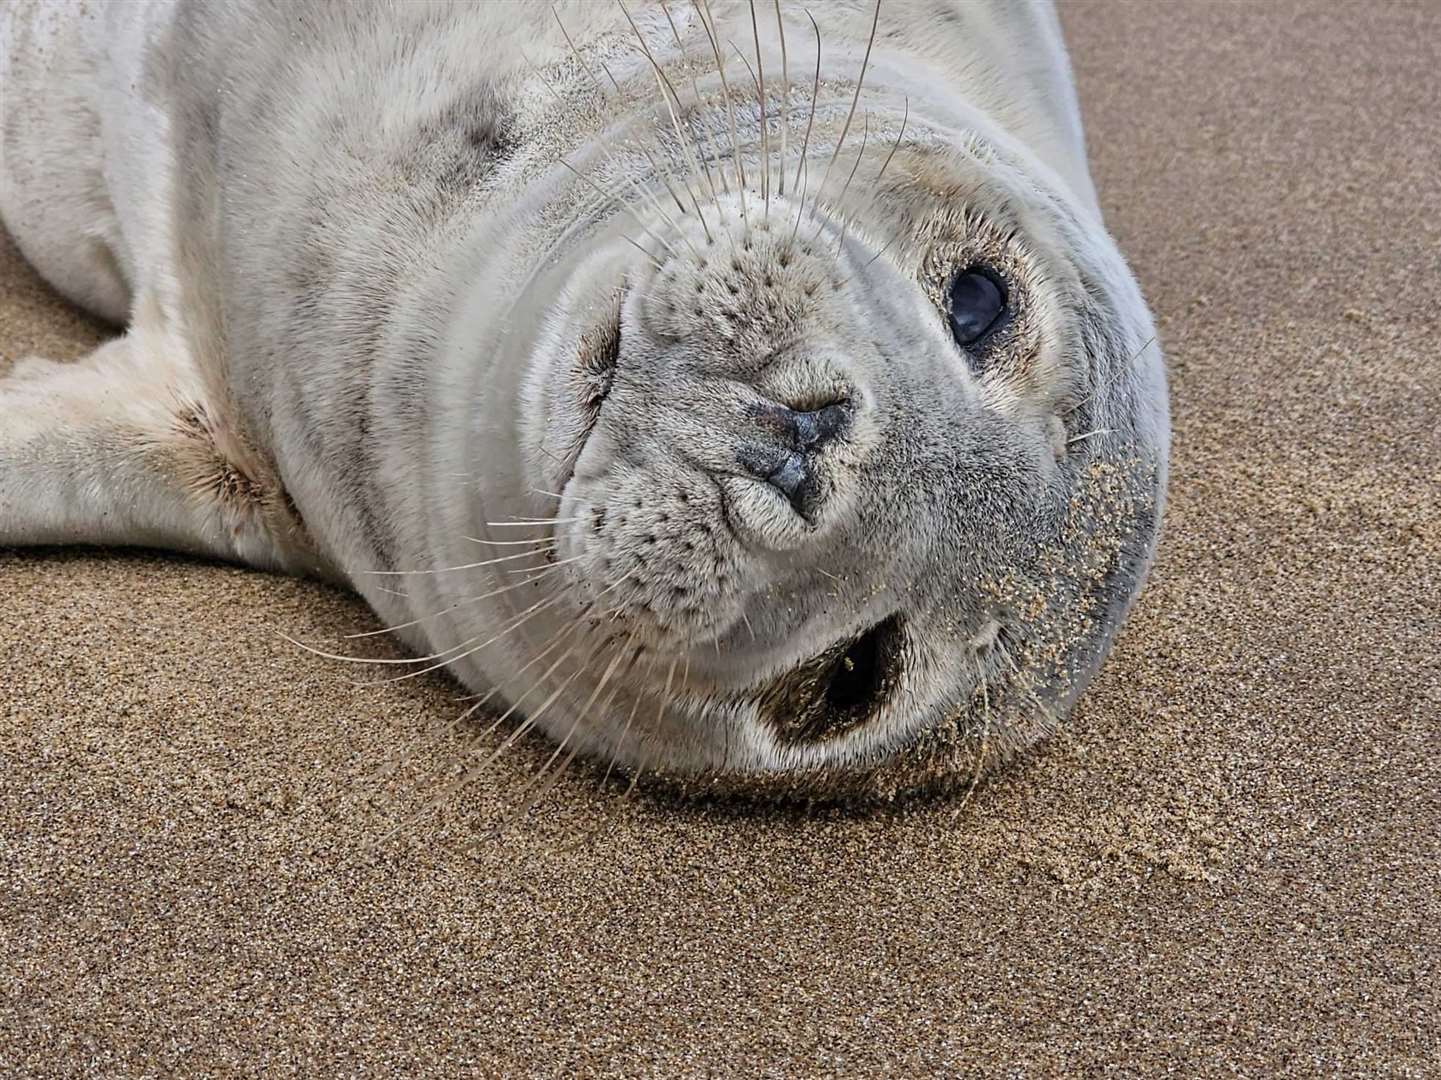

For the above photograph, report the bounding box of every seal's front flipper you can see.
[0,323,322,576]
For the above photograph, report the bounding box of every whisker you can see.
[694,0,748,219]
[343,566,563,640]
[371,645,586,846]
[348,604,602,814]
[861,225,904,270]
[610,3,709,255]
[277,629,461,669]
[353,588,570,686]
[485,517,582,528]
[363,544,555,578]
[623,654,681,799]
[413,619,589,790]
[952,656,992,818]
[505,552,585,576]
[447,631,598,792]
[600,690,646,791]
[872,95,908,188]
[748,1,771,215]
[813,0,881,212]
[1066,428,1115,446]
[461,535,563,548]
[830,109,870,252]
[623,234,665,269]
[739,608,757,643]
[491,632,636,838]
[558,159,680,260]
[836,97,908,271]
[530,22,697,249]
[615,0,716,243]
[315,688,501,827]
[789,12,823,248]
[1062,335,1159,417]
[728,39,782,219]
[520,47,567,107]
[659,0,730,217]
[773,0,789,197]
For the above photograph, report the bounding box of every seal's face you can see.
[452,12,1169,799]
[501,134,1166,798]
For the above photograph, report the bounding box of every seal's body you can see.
[0,1,1169,798]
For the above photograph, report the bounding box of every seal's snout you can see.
[736,400,851,513]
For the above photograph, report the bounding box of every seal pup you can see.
[0,0,1169,801]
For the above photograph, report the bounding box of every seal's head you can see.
[442,7,1168,799]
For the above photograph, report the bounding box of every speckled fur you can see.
[0,0,1169,799]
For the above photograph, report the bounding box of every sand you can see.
[2,1,1438,1074]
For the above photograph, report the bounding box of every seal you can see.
[0,0,1169,800]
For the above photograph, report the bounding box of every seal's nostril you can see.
[737,400,851,512]
[792,401,850,450]
[736,441,813,511]
[766,451,808,500]
[753,401,850,452]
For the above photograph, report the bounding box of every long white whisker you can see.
[872,95,907,188]
[813,0,881,210]
[773,0,789,197]
[530,21,697,249]
[364,544,555,578]
[748,0,770,215]
[694,0,748,219]
[559,2,694,224]
[1063,335,1158,417]
[461,535,563,548]
[829,109,869,251]
[789,12,822,247]
[624,654,683,799]
[372,645,585,845]
[352,604,610,813]
[658,0,730,213]
[614,0,718,245]
[1066,428,1115,446]
[353,588,569,685]
[493,632,636,837]
[558,159,680,259]
[344,566,564,640]
[953,656,992,816]
[485,517,582,528]
[505,552,586,576]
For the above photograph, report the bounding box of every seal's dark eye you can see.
[947,267,1007,349]
[760,614,907,745]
